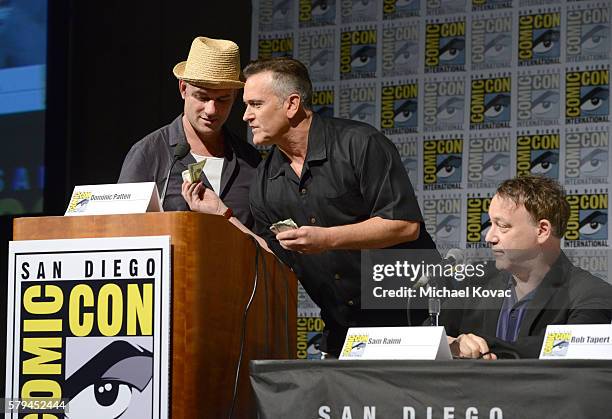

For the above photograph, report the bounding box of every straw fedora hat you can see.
[173,37,244,89]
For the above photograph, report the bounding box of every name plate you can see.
[540,324,612,359]
[65,182,162,216]
[339,326,452,360]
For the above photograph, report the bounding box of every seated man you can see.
[118,37,260,226]
[442,175,612,359]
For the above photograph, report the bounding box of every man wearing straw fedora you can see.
[118,36,261,226]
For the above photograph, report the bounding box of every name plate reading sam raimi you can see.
[340,327,452,360]
[540,324,612,359]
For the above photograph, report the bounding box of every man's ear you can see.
[537,219,553,243]
[179,80,187,99]
[285,93,301,118]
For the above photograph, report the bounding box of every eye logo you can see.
[299,0,337,27]
[580,86,610,116]
[340,29,377,79]
[436,214,460,241]
[532,29,560,57]
[350,102,375,125]
[530,149,559,177]
[394,99,417,127]
[484,93,510,122]
[483,153,509,179]
[65,340,153,419]
[579,210,608,240]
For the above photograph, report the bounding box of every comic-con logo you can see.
[472,0,512,12]
[340,28,377,79]
[383,0,420,19]
[470,76,511,129]
[381,82,418,134]
[566,5,610,62]
[466,196,491,248]
[299,0,337,27]
[566,249,609,281]
[516,132,560,179]
[517,71,561,127]
[467,135,511,189]
[543,332,572,357]
[298,30,335,82]
[518,11,561,66]
[565,192,609,247]
[566,68,610,124]
[312,87,335,118]
[424,19,466,73]
[392,137,419,186]
[339,84,376,126]
[258,34,293,58]
[341,0,378,23]
[67,191,93,213]
[426,0,466,15]
[297,316,325,359]
[423,196,462,246]
[471,14,512,70]
[423,78,465,132]
[258,0,294,31]
[382,22,420,77]
[565,129,609,185]
[341,334,368,358]
[423,138,463,190]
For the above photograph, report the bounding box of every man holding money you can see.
[118,36,260,226]
[182,57,438,357]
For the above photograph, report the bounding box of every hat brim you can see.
[173,62,245,89]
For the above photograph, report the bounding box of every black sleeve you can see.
[355,131,422,222]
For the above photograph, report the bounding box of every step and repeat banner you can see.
[250,0,612,359]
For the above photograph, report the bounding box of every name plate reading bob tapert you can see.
[65,182,162,215]
[540,324,612,359]
[339,327,452,360]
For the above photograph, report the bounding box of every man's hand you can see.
[276,226,332,254]
[181,181,227,215]
[447,334,497,360]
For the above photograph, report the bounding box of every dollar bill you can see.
[270,218,298,234]
[181,169,191,183]
[187,160,207,183]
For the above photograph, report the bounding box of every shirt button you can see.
[334,273,341,280]
[347,300,354,306]
[300,188,307,195]
[310,216,316,224]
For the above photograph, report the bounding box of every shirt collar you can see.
[267,113,328,180]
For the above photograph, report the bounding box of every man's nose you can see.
[243,107,252,122]
[204,100,217,116]
[485,224,496,244]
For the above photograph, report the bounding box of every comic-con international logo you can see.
[516,131,560,179]
[466,196,492,249]
[299,0,336,27]
[566,4,610,63]
[341,0,378,23]
[381,82,418,134]
[566,68,610,124]
[298,30,335,82]
[566,249,609,281]
[471,14,512,70]
[472,0,512,12]
[565,192,609,247]
[297,316,325,359]
[339,83,376,127]
[423,137,463,190]
[341,334,368,358]
[565,128,609,185]
[518,10,561,66]
[423,195,462,247]
[67,191,93,213]
[424,19,466,73]
[392,137,419,186]
[382,0,420,19]
[258,0,294,31]
[543,332,572,356]
[517,71,561,127]
[258,34,293,58]
[426,0,466,15]
[470,75,511,129]
[467,134,511,189]
[340,28,377,79]
[312,87,335,118]
[423,77,465,132]
[382,21,420,77]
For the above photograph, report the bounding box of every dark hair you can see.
[495,175,569,238]
[243,57,313,109]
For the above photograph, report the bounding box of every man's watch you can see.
[220,207,233,220]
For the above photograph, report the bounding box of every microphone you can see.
[160,142,191,208]
[412,248,465,289]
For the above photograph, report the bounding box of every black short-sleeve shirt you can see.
[250,114,437,352]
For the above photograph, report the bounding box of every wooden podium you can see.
[13,212,297,418]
